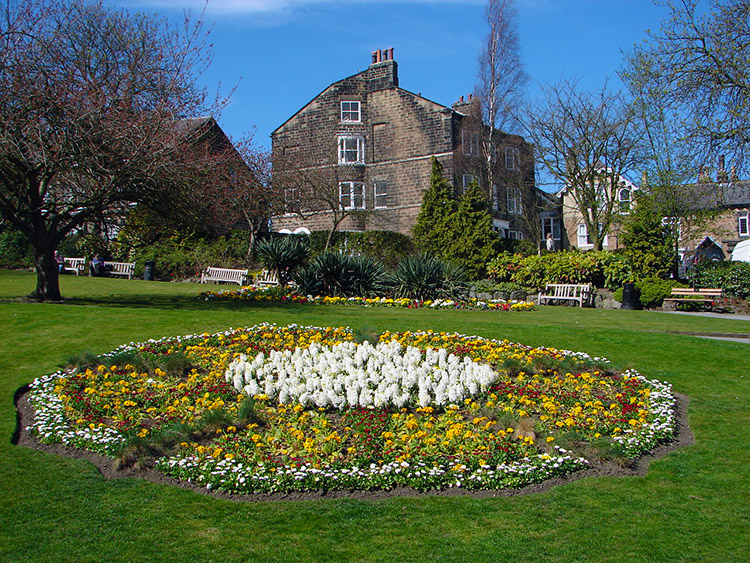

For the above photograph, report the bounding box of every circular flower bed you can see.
[199,286,536,311]
[26,324,676,495]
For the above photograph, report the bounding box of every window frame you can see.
[339,181,365,210]
[739,211,749,237]
[491,184,500,211]
[577,223,608,248]
[462,131,480,156]
[338,135,365,165]
[284,187,300,215]
[462,174,479,191]
[506,186,523,215]
[504,146,520,171]
[541,216,561,242]
[340,101,361,123]
[373,181,388,209]
[618,187,631,213]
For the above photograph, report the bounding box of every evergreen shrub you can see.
[613,277,683,309]
[692,260,750,298]
[0,227,33,268]
[294,252,389,297]
[487,250,623,289]
[391,254,468,301]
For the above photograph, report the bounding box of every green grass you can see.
[1,268,749,562]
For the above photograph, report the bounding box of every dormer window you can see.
[338,135,365,164]
[341,101,361,123]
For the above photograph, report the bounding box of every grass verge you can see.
[1,269,749,562]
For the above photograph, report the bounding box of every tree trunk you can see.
[246,230,256,261]
[31,249,61,301]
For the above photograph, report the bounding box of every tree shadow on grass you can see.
[63,293,288,312]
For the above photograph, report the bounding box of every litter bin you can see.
[621,282,639,310]
[143,261,155,281]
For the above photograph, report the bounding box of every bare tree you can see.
[525,80,641,251]
[273,158,371,252]
[623,54,722,270]
[196,132,279,258]
[0,0,224,300]
[474,0,527,200]
[625,0,750,173]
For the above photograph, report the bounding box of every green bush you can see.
[0,227,33,268]
[123,234,251,280]
[471,280,529,294]
[254,235,310,286]
[620,194,675,279]
[692,260,750,298]
[308,231,413,269]
[600,251,633,290]
[488,250,619,289]
[486,253,523,282]
[613,277,683,309]
[505,238,538,257]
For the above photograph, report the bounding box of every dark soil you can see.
[13,386,695,503]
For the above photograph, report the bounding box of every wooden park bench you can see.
[63,257,86,276]
[538,283,592,307]
[254,269,279,287]
[104,261,136,279]
[200,266,249,286]
[662,287,723,311]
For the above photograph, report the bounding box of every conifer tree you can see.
[412,158,457,252]
[444,182,500,279]
[413,158,500,279]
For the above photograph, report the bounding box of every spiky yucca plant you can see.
[391,254,468,301]
[254,236,310,286]
[293,252,389,297]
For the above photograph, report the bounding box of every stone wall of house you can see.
[680,207,750,257]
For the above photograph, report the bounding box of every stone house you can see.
[668,163,750,260]
[270,49,539,241]
[557,170,637,250]
[555,157,750,260]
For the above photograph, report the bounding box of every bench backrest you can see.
[106,261,135,272]
[255,269,279,284]
[204,267,248,282]
[64,257,86,272]
[669,288,722,296]
[546,283,591,296]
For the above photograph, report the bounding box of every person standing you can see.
[545,232,556,251]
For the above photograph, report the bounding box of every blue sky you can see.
[110,0,670,150]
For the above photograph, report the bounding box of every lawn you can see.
[1,269,748,562]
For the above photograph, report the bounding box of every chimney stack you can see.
[717,155,728,182]
[367,48,398,89]
[370,48,395,66]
